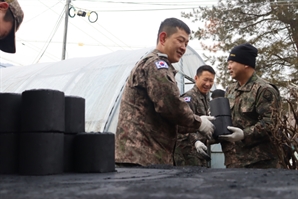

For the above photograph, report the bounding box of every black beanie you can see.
[227,43,258,68]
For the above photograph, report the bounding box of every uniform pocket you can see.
[240,99,257,119]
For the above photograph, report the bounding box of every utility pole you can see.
[62,0,71,60]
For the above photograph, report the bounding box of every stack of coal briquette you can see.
[0,89,115,175]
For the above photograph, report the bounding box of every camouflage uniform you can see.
[115,49,204,166]
[174,85,210,167]
[222,72,281,168]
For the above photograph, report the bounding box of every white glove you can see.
[195,140,211,161]
[218,126,244,142]
[199,115,215,139]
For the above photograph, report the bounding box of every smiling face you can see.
[195,71,215,95]
[227,60,246,81]
[159,27,189,63]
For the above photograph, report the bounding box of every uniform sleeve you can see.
[178,94,208,141]
[145,60,202,129]
[180,92,197,113]
[242,86,280,146]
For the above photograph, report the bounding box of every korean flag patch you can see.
[184,96,191,102]
[155,60,169,69]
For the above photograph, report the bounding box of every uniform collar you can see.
[192,85,209,100]
[153,49,167,58]
[236,72,258,91]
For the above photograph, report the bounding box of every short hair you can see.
[196,65,216,76]
[157,18,190,44]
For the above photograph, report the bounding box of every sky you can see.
[0,0,218,67]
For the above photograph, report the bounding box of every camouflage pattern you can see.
[222,72,281,168]
[115,49,204,166]
[174,85,210,166]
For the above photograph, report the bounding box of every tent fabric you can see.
[0,46,207,133]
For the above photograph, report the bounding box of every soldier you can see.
[218,43,281,168]
[0,0,24,53]
[115,18,215,167]
[174,65,216,167]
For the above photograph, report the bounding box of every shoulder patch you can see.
[263,89,273,102]
[184,96,191,102]
[155,60,168,69]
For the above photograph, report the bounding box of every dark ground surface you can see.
[1,166,298,199]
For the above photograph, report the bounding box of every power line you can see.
[67,5,132,50]
[79,7,201,12]
[12,0,214,65]
[74,16,129,50]
[96,23,132,49]
[72,0,214,4]
[22,0,64,24]
[73,0,213,7]
[24,0,116,61]
[18,38,61,61]
[70,1,213,12]
[33,5,66,63]
[72,0,298,7]
[17,39,152,48]
[53,2,119,53]
[65,19,115,53]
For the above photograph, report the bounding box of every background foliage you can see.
[182,0,298,89]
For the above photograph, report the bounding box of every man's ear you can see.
[0,2,9,10]
[158,32,167,45]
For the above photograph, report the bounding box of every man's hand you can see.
[194,140,211,161]
[218,126,244,142]
[199,115,215,139]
